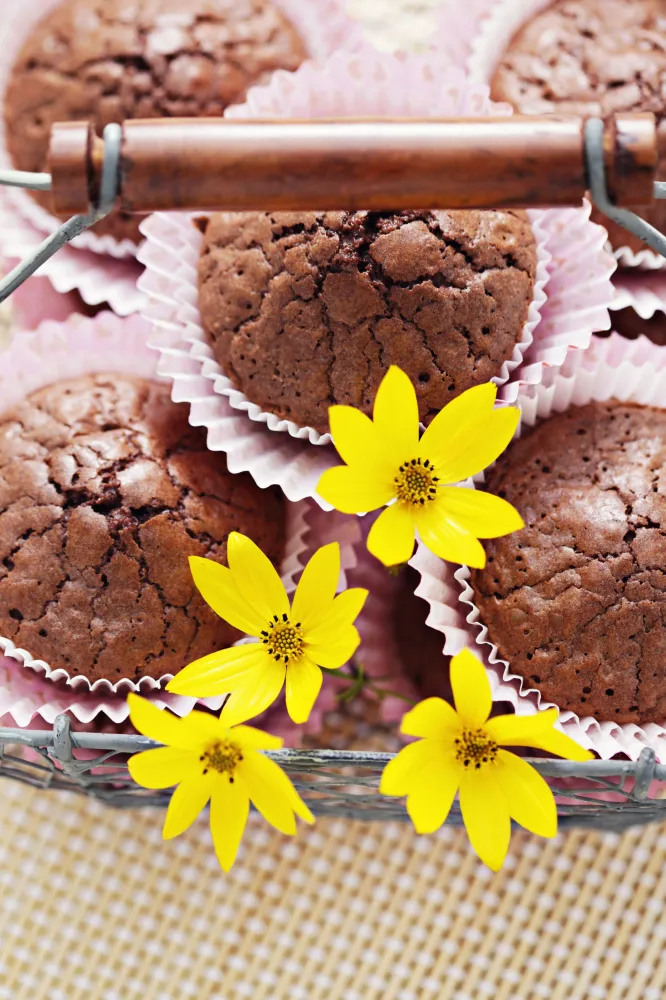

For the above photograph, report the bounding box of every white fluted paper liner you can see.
[554,331,666,378]
[613,245,666,273]
[0,654,337,743]
[462,0,666,272]
[414,335,666,761]
[140,54,560,501]
[612,271,666,320]
[0,657,225,728]
[507,199,615,394]
[431,0,497,72]
[0,191,147,318]
[0,312,360,723]
[0,0,362,259]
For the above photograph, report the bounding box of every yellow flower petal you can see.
[526,729,595,762]
[253,753,315,826]
[317,464,394,514]
[209,775,250,871]
[240,750,314,832]
[495,750,557,838]
[285,655,323,724]
[128,746,196,789]
[328,404,396,475]
[450,649,491,729]
[400,697,460,741]
[127,694,220,749]
[418,382,497,467]
[305,588,368,644]
[306,626,360,670]
[437,487,524,538]
[372,366,420,466]
[459,767,511,871]
[189,555,264,635]
[166,643,270,698]
[162,773,214,840]
[406,756,460,834]
[380,738,437,797]
[290,542,340,634]
[421,391,519,484]
[485,708,560,745]
[218,659,287,727]
[228,532,289,623]
[415,499,487,568]
[231,725,284,751]
[367,504,416,567]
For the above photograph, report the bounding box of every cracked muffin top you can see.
[0,374,285,684]
[489,0,666,254]
[197,210,538,434]
[4,0,307,243]
[470,401,666,725]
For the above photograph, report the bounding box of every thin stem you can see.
[326,664,417,708]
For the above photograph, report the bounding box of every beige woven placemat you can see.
[1,779,666,1000]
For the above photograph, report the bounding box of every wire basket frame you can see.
[0,715,665,830]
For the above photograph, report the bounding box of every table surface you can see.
[1,779,665,1000]
[2,2,665,999]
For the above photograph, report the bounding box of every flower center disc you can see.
[261,614,305,664]
[454,728,498,770]
[201,740,243,777]
[394,457,439,506]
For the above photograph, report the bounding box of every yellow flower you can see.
[127,694,314,871]
[317,366,524,568]
[166,533,368,725]
[380,649,594,871]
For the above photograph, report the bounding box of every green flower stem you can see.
[325,665,417,707]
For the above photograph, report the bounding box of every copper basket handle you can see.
[0,113,665,300]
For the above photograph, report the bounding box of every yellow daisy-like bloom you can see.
[380,649,594,871]
[127,694,314,871]
[166,533,368,725]
[317,366,524,568]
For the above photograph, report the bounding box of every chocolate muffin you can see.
[471,400,666,724]
[0,374,285,683]
[604,307,666,346]
[197,210,538,434]
[490,0,666,255]
[4,0,307,243]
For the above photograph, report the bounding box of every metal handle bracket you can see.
[0,122,121,303]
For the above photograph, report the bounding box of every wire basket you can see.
[1,715,665,830]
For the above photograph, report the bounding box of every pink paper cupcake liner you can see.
[141,52,603,503]
[345,516,420,726]
[0,191,147,318]
[411,334,666,762]
[0,652,336,745]
[1,255,85,341]
[508,198,615,394]
[0,311,361,724]
[459,0,666,272]
[612,271,666,321]
[0,0,363,259]
[432,0,497,72]
[555,330,666,377]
